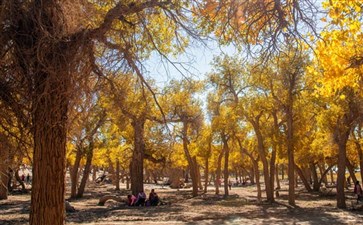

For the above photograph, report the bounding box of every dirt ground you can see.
[1,182,363,225]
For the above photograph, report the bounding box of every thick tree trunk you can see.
[130,119,145,195]
[77,142,94,198]
[30,73,69,225]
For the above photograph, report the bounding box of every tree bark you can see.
[295,164,312,192]
[345,158,357,185]
[275,164,281,190]
[310,163,320,191]
[215,148,224,195]
[30,71,69,225]
[77,141,94,198]
[222,133,229,197]
[70,146,82,198]
[204,156,209,193]
[130,118,145,195]
[0,146,9,200]
[253,160,262,202]
[115,159,120,191]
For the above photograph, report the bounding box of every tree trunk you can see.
[249,166,255,184]
[0,146,9,200]
[334,117,351,209]
[275,164,281,190]
[295,164,312,192]
[252,120,273,202]
[92,166,97,181]
[318,164,328,186]
[346,158,357,185]
[253,160,261,202]
[204,157,209,193]
[215,148,224,195]
[287,102,295,205]
[130,119,145,195]
[115,159,120,191]
[77,142,94,198]
[30,72,69,225]
[310,163,320,191]
[70,146,82,198]
[353,135,363,185]
[222,134,229,197]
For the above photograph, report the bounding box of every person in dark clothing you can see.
[135,191,146,206]
[149,189,159,206]
[354,181,363,203]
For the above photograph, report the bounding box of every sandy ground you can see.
[1,182,363,225]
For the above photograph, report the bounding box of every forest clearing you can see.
[1,0,363,225]
[1,181,363,225]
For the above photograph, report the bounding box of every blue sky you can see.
[144,39,238,87]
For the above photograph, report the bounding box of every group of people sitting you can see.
[127,189,159,207]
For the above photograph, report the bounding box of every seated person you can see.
[149,189,159,206]
[127,194,137,206]
[135,191,146,206]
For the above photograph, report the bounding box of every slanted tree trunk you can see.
[250,117,273,202]
[295,164,312,192]
[77,141,94,198]
[71,146,82,198]
[130,118,146,195]
[346,158,357,185]
[318,164,328,186]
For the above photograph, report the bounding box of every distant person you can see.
[135,191,146,206]
[26,174,30,184]
[127,194,137,206]
[149,189,159,206]
[21,174,25,182]
[228,180,232,190]
[354,181,363,203]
